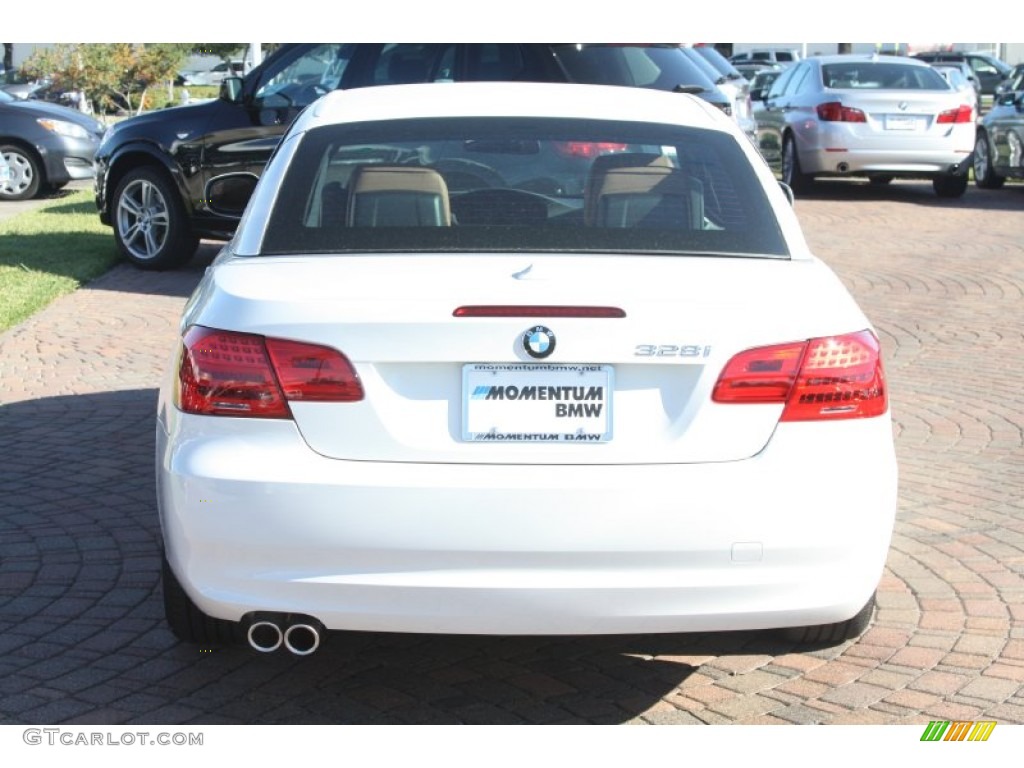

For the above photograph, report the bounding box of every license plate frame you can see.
[462,363,614,443]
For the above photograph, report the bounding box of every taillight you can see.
[552,142,628,158]
[816,102,867,122]
[176,326,363,418]
[713,330,887,421]
[936,104,974,124]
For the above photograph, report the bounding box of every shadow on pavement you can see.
[791,178,1024,209]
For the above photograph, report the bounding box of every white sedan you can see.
[157,82,897,655]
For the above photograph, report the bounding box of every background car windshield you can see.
[260,117,788,258]
[822,62,949,90]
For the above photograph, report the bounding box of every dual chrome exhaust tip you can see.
[245,614,323,656]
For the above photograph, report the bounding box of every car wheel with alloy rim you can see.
[973,133,1005,189]
[781,134,812,193]
[113,167,198,269]
[0,144,43,201]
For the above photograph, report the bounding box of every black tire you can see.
[0,144,43,201]
[781,134,812,193]
[780,593,876,646]
[933,172,969,198]
[162,552,238,646]
[112,167,199,269]
[972,132,1005,189]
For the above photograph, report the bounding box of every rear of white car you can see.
[156,83,897,652]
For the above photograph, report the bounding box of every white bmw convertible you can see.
[157,82,897,655]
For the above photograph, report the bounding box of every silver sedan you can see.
[755,55,976,197]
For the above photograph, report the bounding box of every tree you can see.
[22,43,192,114]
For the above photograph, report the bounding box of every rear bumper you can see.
[799,122,974,177]
[157,407,898,635]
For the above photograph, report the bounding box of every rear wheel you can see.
[973,133,1005,189]
[162,552,237,646]
[0,144,43,200]
[781,134,812,193]
[113,167,198,269]
[780,593,876,646]
[933,172,969,198]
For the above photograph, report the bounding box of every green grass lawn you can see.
[0,190,120,333]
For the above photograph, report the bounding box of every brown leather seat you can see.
[346,166,452,227]
[586,155,704,230]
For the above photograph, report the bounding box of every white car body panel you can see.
[157,408,896,634]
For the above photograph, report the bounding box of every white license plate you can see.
[884,115,924,131]
[462,364,613,443]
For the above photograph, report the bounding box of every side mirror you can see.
[220,76,244,104]
[996,91,1018,106]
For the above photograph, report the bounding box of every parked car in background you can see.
[157,81,896,652]
[749,68,784,101]
[0,89,105,200]
[734,61,783,81]
[94,43,740,269]
[973,87,1024,188]
[177,60,245,87]
[730,48,801,68]
[931,63,981,115]
[911,51,1012,96]
[756,55,975,197]
[995,63,1024,97]
[687,45,757,145]
[750,68,785,159]
[1,75,52,100]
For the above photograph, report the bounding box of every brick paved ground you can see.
[0,179,1021,724]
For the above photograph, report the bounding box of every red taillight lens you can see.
[712,341,806,403]
[552,141,628,158]
[713,331,887,421]
[936,104,974,124]
[265,338,364,402]
[816,101,867,122]
[177,326,363,418]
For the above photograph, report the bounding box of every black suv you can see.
[911,51,1012,96]
[94,43,738,269]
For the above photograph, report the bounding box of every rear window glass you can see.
[822,62,948,90]
[260,117,788,259]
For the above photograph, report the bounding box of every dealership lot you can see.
[0,180,1022,724]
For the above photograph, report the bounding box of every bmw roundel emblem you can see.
[523,325,556,359]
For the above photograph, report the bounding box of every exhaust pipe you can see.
[284,622,322,656]
[247,620,283,653]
